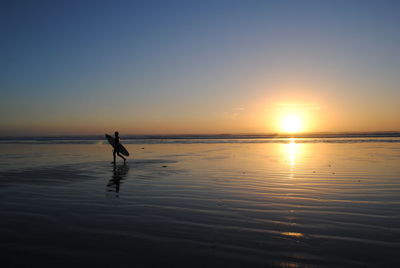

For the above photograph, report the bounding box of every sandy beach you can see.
[0,138,399,267]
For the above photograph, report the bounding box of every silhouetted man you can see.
[113,131,126,164]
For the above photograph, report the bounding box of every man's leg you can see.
[112,150,116,164]
[117,153,126,163]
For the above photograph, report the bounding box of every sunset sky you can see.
[1,0,400,136]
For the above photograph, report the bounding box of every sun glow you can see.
[266,100,317,134]
[281,114,302,133]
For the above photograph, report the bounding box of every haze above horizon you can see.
[1,0,400,136]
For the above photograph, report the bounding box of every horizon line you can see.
[1,130,400,139]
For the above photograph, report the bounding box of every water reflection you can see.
[281,232,304,238]
[107,164,130,193]
[283,138,300,167]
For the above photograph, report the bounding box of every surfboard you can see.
[105,134,130,156]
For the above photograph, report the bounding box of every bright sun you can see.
[281,115,302,133]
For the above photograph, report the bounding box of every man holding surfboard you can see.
[105,131,130,164]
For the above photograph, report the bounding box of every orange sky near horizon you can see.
[3,87,399,136]
[2,77,400,136]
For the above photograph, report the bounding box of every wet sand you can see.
[0,141,399,267]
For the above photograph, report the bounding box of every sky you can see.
[1,0,400,136]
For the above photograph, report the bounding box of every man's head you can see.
[115,131,119,136]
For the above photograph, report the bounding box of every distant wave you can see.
[0,132,400,144]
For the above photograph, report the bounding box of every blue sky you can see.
[1,0,400,135]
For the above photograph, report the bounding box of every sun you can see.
[268,101,313,133]
[281,114,302,133]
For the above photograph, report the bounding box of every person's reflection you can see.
[107,164,130,193]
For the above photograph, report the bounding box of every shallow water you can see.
[0,140,399,267]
